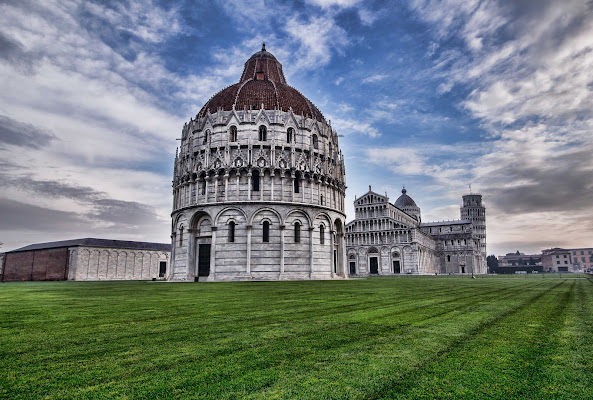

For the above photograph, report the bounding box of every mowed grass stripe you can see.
[370,279,580,399]
[0,277,590,399]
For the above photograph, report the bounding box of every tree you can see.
[487,255,498,272]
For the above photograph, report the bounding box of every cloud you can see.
[335,77,344,85]
[362,74,388,83]
[0,115,56,148]
[330,117,380,138]
[305,0,362,8]
[284,15,350,69]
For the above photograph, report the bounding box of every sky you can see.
[0,0,592,256]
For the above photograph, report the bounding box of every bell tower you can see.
[460,194,486,263]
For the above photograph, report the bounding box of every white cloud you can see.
[362,74,388,83]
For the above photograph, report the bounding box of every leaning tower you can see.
[169,45,347,281]
[460,194,486,268]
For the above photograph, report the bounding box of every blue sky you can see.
[1,0,592,255]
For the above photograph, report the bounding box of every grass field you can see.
[1,276,592,399]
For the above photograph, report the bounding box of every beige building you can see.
[541,248,573,272]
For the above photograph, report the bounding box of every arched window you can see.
[320,225,325,244]
[287,127,294,143]
[203,130,210,144]
[447,255,451,262]
[229,126,237,142]
[259,125,267,141]
[294,222,301,243]
[312,134,318,149]
[320,194,324,205]
[201,180,206,195]
[252,170,260,192]
[294,172,300,193]
[228,221,235,242]
[179,226,184,247]
[263,221,270,242]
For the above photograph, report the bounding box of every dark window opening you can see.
[447,255,451,262]
[287,127,294,143]
[203,130,209,144]
[294,222,301,243]
[201,180,206,195]
[312,134,318,149]
[263,221,270,242]
[320,225,325,244]
[230,126,237,142]
[320,194,324,205]
[228,221,235,242]
[259,125,267,141]
[179,227,184,247]
[294,173,300,193]
[252,170,260,192]
[159,261,167,277]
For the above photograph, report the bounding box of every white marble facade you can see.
[169,47,347,281]
[346,189,487,276]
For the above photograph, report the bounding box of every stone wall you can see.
[69,247,169,281]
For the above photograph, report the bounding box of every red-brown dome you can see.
[198,45,326,123]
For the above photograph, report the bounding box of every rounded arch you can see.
[284,209,312,228]
[214,207,248,226]
[334,218,344,234]
[173,212,189,231]
[368,247,379,254]
[313,211,333,231]
[189,210,212,231]
[249,207,282,225]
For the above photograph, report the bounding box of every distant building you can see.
[496,251,543,274]
[1,238,170,282]
[541,248,573,272]
[345,188,486,276]
[568,248,593,272]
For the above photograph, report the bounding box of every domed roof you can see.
[198,44,326,123]
[394,188,417,208]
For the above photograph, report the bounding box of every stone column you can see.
[330,230,335,278]
[309,227,314,279]
[270,171,275,201]
[204,180,209,203]
[213,176,219,202]
[291,173,295,202]
[280,225,285,275]
[210,226,217,279]
[224,174,229,201]
[280,174,284,201]
[187,228,195,281]
[236,174,240,198]
[260,170,263,201]
[246,225,252,274]
[247,173,252,201]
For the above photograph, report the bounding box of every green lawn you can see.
[1,276,592,399]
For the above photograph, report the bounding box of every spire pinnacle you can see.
[262,42,266,51]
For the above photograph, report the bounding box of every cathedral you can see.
[345,188,487,275]
[168,45,486,281]
[169,45,347,281]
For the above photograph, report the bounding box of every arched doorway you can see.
[193,214,212,281]
[368,247,379,274]
[349,254,357,275]
[392,252,401,274]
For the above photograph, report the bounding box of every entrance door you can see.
[369,257,379,274]
[198,244,211,277]
[393,260,401,274]
[349,261,356,275]
[159,261,167,277]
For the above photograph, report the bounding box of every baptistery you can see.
[169,45,347,281]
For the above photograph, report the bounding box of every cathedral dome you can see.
[197,44,326,123]
[394,188,417,208]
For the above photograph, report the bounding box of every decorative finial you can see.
[402,186,406,194]
[262,42,266,51]
[369,185,371,191]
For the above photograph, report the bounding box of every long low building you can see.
[1,238,170,282]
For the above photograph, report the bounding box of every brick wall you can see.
[2,248,68,281]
